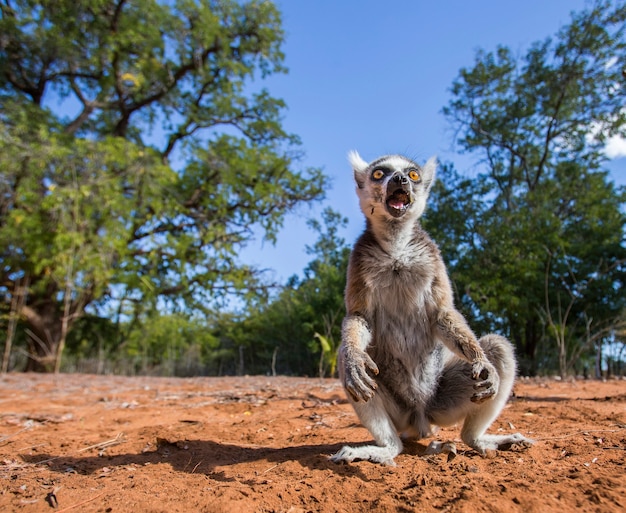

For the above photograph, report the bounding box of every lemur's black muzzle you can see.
[391,172,409,185]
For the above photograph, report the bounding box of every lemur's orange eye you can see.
[372,169,385,180]
[408,170,420,182]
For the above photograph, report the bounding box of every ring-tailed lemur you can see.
[331,152,534,466]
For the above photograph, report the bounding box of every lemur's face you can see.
[349,152,437,222]
[367,157,422,218]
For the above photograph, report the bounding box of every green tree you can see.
[119,312,218,376]
[218,208,350,377]
[301,208,350,377]
[0,0,326,372]
[433,0,626,376]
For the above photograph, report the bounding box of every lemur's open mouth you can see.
[386,189,411,217]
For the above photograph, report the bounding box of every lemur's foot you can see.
[467,433,535,455]
[330,444,398,466]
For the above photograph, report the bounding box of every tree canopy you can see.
[0,0,326,371]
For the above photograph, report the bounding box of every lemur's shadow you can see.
[21,438,406,482]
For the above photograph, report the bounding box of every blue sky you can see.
[240,0,625,284]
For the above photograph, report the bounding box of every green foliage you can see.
[59,312,220,376]
[314,332,338,378]
[210,208,350,377]
[0,0,326,371]
[121,312,219,376]
[432,0,626,376]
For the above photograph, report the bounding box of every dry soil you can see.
[1,373,625,512]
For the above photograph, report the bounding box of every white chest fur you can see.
[363,239,435,312]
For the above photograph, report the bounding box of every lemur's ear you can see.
[421,156,437,192]
[348,150,369,189]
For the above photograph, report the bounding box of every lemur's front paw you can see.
[342,348,379,402]
[471,359,499,403]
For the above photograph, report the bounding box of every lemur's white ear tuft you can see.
[349,151,369,189]
[422,156,437,191]
[348,150,368,173]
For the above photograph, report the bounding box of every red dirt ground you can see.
[0,373,625,512]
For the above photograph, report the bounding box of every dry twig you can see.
[35,433,127,465]
[77,432,126,453]
[55,492,104,513]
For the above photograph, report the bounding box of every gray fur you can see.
[331,152,534,466]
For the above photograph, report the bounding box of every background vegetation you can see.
[1,0,625,378]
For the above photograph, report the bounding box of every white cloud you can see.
[604,135,626,159]
[585,118,626,159]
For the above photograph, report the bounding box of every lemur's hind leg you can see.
[427,334,534,455]
[330,391,403,466]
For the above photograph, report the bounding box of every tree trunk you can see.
[558,336,567,379]
[595,340,603,379]
[271,346,278,377]
[21,302,64,372]
[238,345,245,376]
[53,284,73,374]
[2,276,29,373]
